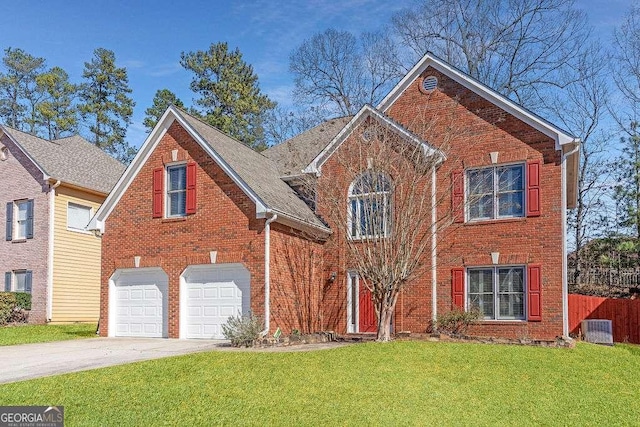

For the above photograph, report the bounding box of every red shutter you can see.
[526,161,541,217]
[186,162,197,214]
[527,264,542,322]
[452,170,464,223]
[152,167,163,218]
[451,267,465,309]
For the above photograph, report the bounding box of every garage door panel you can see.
[113,269,168,338]
[183,264,250,339]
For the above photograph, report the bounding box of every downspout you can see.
[261,212,278,337]
[47,180,61,322]
[562,141,580,338]
[431,167,438,323]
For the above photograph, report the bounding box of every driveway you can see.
[0,337,226,384]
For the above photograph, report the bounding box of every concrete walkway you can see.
[0,338,347,384]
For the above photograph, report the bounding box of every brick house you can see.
[90,53,579,340]
[0,126,124,323]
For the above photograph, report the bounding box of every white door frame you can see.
[346,271,360,333]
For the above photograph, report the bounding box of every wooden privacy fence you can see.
[568,294,640,344]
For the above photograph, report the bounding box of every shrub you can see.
[13,292,31,310]
[435,308,481,336]
[222,312,263,347]
[0,293,31,325]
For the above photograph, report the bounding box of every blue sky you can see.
[1,0,629,147]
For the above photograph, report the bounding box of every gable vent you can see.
[581,319,613,345]
[422,76,438,92]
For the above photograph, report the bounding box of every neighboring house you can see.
[0,127,125,323]
[90,52,579,341]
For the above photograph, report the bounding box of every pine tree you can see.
[180,42,275,150]
[78,48,135,162]
[614,122,640,238]
[35,67,78,139]
[143,89,184,132]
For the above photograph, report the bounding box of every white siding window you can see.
[15,200,29,239]
[467,164,524,221]
[467,266,525,320]
[67,203,92,231]
[167,164,187,217]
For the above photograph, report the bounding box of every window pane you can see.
[469,194,493,220]
[469,269,493,293]
[469,294,494,318]
[497,166,523,191]
[350,199,358,237]
[168,166,186,191]
[498,191,523,217]
[169,192,186,216]
[68,203,91,230]
[14,272,26,292]
[17,202,28,221]
[499,294,524,318]
[498,268,524,292]
[468,169,493,195]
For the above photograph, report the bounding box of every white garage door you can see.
[182,264,250,339]
[112,268,168,338]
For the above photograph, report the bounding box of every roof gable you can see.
[377,52,578,150]
[304,105,443,174]
[89,106,329,234]
[0,126,125,194]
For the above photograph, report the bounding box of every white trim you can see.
[304,105,444,175]
[261,213,278,337]
[431,167,437,323]
[46,180,60,321]
[376,53,579,150]
[88,106,270,233]
[561,149,569,337]
[66,201,93,234]
[346,271,360,333]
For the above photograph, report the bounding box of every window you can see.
[467,267,525,320]
[167,164,187,217]
[67,203,92,232]
[467,164,524,220]
[4,270,32,293]
[6,199,33,241]
[348,172,391,239]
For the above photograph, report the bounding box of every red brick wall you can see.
[100,122,266,337]
[269,223,325,334]
[317,69,565,340]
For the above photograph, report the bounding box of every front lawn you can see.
[0,323,96,346]
[0,341,637,425]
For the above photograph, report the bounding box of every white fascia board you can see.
[305,105,444,174]
[377,54,577,151]
[268,208,331,237]
[89,106,268,232]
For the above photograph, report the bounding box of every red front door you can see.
[359,284,377,333]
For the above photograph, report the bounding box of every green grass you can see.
[0,323,96,346]
[0,341,638,426]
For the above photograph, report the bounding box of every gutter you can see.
[47,179,61,321]
[261,212,278,337]
[561,140,581,338]
[431,167,438,323]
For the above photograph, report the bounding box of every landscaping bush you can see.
[0,293,30,325]
[13,292,31,310]
[435,308,480,336]
[222,312,263,347]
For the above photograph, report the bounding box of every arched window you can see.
[348,172,391,239]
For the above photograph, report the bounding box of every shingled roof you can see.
[176,110,329,231]
[263,116,352,177]
[1,126,125,194]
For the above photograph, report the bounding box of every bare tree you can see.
[545,43,615,281]
[392,0,589,111]
[289,29,401,117]
[612,3,640,132]
[307,110,461,341]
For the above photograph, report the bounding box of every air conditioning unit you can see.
[581,319,613,345]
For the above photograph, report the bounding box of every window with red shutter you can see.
[152,167,163,218]
[527,264,542,321]
[526,161,541,217]
[451,267,465,309]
